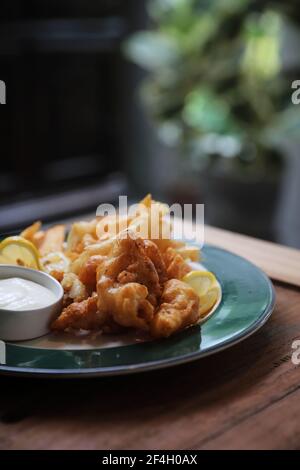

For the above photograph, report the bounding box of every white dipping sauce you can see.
[0,277,56,311]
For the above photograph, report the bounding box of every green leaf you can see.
[183,88,239,134]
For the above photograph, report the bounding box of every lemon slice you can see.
[0,236,41,270]
[182,270,218,296]
[198,286,221,317]
[183,270,221,318]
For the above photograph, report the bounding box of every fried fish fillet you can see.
[52,232,200,337]
[97,278,154,331]
[51,294,105,331]
[96,233,165,330]
[143,239,169,286]
[98,233,166,303]
[61,272,89,304]
[52,232,167,332]
[163,247,191,280]
[150,279,200,338]
[78,254,106,292]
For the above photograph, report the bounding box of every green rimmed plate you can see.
[0,245,275,378]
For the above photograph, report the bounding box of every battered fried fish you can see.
[78,255,106,292]
[97,279,154,331]
[150,279,200,338]
[163,247,191,280]
[61,272,89,305]
[51,232,200,337]
[51,294,104,331]
[52,232,167,332]
[98,233,166,303]
[96,232,165,330]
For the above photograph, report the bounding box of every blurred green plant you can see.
[125,0,300,178]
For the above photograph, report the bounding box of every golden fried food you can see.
[150,279,200,338]
[61,272,88,305]
[176,245,200,262]
[83,238,115,256]
[39,225,66,256]
[20,221,46,249]
[50,270,64,283]
[53,233,166,332]
[51,294,104,331]
[75,233,98,253]
[96,214,134,241]
[78,255,105,293]
[96,233,162,330]
[17,194,212,339]
[97,279,154,331]
[20,220,42,240]
[143,239,169,286]
[41,251,70,275]
[66,219,99,253]
[163,247,191,280]
[67,239,114,278]
[100,233,165,299]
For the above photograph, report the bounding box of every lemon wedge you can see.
[182,270,217,296]
[0,236,41,270]
[182,270,221,318]
[198,286,220,317]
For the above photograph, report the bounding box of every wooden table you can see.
[0,227,300,450]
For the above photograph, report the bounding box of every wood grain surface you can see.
[205,225,300,288]
[0,228,300,450]
[173,218,300,287]
[0,284,299,450]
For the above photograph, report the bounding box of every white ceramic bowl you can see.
[0,265,63,341]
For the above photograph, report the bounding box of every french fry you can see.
[176,246,200,262]
[96,214,132,241]
[32,231,46,249]
[20,221,46,249]
[39,225,66,256]
[20,221,42,241]
[66,220,98,253]
[84,238,114,256]
[139,193,152,209]
[69,251,90,275]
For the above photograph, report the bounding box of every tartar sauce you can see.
[0,277,56,311]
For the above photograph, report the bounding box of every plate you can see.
[0,244,275,378]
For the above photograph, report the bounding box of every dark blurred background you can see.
[0,0,299,247]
